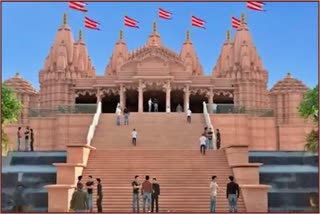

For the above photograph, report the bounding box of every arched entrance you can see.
[190,92,208,113]
[171,90,184,112]
[143,90,166,112]
[125,89,138,112]
[213,93,234,113]
[101,92,120,113]
[75,92,97,104]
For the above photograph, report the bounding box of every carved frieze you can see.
[190,88,209,96]
[75,90,96,98]
[213,90,234,98]
[100,88,119,97]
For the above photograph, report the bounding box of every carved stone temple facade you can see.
[5,14,310,125]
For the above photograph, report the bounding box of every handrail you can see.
[203,101,217,150]
[86,101,102,146]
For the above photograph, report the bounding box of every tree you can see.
[1,84,22,154]
[298,85,318,153]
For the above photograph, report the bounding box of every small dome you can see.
[270,72,308,93]
[4,72,38,95]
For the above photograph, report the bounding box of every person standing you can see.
[153,99,158,112]
[124,107,129,125]
[116,105,122,126]
[70,182,88,212]
[187,109,192,123]
[151,178,160,213]
[199,133,207,155]
[203,127,209,149]
[96,178,103,213]
[132,128,138,146]
[142,175,153,212]
[85,175,94,212]
[216,129,221,150]
[207,128,214,150]
[24,126,30,151]
[30,129,34,151]
[226,176,240,212]
[132,175,141,213]
[209,176,222,213]
[17,127,22,151]
[148,98,153,112]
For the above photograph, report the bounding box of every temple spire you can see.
[153,22,157,33]
[119,30,123,40]
[78,29,82,40]
[226,30,230,41]
[241,13,245,24]
[186,30,190,41]
[287,72,292,78]
[63,13,67,25]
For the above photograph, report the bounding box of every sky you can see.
[2,2,318,90]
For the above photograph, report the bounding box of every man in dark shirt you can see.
[151,178,160,213]
[86,175,94,212]
[24,126,30,151]
[142,175,153,212]
[96,178,103,213]
[124,107,129,125]
[216,129,221,150]
[226,176,240,212]
[17,127,22,151]
[30,129,34,151]
[132,175,141,212]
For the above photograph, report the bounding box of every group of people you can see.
[210,175,240,213]
[16,126,34,151]
[116,103,130,126]
[148,98,159,112]
[70,175,103,212]
[132,175,161,213]
[199,127,221,155]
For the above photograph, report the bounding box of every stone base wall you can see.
[4,114,93,151]
[211,114,314,151]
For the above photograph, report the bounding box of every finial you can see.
[78,29,82,40]
[119,30,123,40]
[15,72,20,77]
[241,13,245,24]
[226,30,230,41]
[186,30,190,40]
[287,72,292,78]
[153,22,157,32]
[63,13,67,24]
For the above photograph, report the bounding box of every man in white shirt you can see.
[199,133,207,155]
[132,128,138,146]
[148,99,153,112]
[116,107,121,126]
[209,176,220,213]
[187,109,192,123]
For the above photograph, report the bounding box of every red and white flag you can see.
[124,16,139,28]
[158,8,172,20]
[69,1,87,13]
[191,15,206,29]
[246,1,265,11]
[232,16,241,29]
[85,16,100,30]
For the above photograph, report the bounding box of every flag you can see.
[158,8,172,20]
[85,16,100,30]
[124,16,139,28]
[69,1,87,12]
[191,15,206,29]
[246,1,265,11]
[232,16,241,29]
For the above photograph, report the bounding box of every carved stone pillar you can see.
[119,84,125,108]
[184,85,190,112]
[96,88,101,103]
[165,81,171,112]
[138,81,144,112]
[208,89,214,113]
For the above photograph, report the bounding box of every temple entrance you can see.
[125,90,138,112]
[143,90,166,112]
[101,93,120,113]
[75,93,97,104]
[189,94,208,113]
[171,90,184,112]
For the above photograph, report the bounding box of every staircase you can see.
[82,113,246,212]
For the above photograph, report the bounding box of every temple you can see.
[3,13,317,213]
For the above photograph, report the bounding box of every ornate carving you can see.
[75,90,96,97]
[100,88,119,97]
[171,84,185,91]
[213,90,234,98]
[190,88,209,96]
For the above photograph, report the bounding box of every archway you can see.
[143,90,166,112]
[101,93,120,113]
[189,93,208,113]
[125,89,138,112]
[213,93,234,113]
[171,90,184,112]
[75,93,97,104]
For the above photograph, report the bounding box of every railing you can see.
[86,101,102,145]
[29,104,97,117]
[203,101,217,150]
[206,103,274,117]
